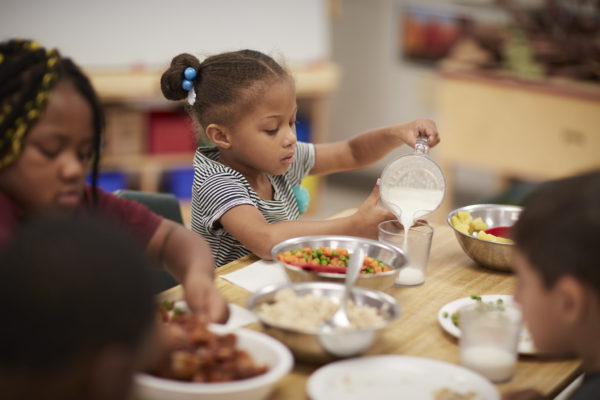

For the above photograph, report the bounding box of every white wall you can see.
[0,0,330,68]
[329,0,438,181]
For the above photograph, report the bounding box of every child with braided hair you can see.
[160,50,441,267]
[0,39,228,323]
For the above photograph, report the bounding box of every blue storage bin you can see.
[167,168,194,200]
[86,171,128,192]
[296,116,311,143]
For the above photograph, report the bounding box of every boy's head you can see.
[0,213,156,400]
[0,39,104,212]
[512,169,600,355]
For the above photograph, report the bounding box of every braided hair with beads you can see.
[0,39,104,203]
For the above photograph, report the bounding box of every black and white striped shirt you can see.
[190,142,315,267]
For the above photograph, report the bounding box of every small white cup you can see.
[378,220,433,286]
[459,300,523,383]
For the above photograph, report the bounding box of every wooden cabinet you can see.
[435,70,600,216]
[86,63,340,215]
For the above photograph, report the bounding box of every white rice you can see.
[256,288,385,332]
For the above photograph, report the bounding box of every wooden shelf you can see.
[86,62,341,104]
[435,71,600,217]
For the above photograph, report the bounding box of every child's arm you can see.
[220,182,395,259]
[310,118,440,175]
[147,219,229,323]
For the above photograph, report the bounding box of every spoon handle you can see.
[346,247,364,294]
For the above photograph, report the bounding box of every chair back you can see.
[113,189,182,292]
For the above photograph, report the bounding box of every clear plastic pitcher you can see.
[380,137,446,224]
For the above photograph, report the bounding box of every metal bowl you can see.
[270,235,408,292]
[247,281,401,364]
[447,204,522,272]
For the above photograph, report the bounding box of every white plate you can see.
[437,294,536,355]
[135,324,293,400]
[307,355,499,400]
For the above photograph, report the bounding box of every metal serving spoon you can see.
[320,246,365,332]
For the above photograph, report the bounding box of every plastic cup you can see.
[377,220,433,286]
[459,301,522,383]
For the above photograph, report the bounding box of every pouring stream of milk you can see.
[382,186,443,285]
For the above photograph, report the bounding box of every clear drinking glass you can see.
[459,301,523,383]
[378,220,433,286]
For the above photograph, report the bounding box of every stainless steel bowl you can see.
[447,204,522,272]
[247,281,401,364]
[270,235,408,292]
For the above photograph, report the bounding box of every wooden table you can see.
[158,224,581,399]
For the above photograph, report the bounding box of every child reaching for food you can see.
[0,39,227,322]
[503,170,600,400]
[160,50,440,266]
[0,214,157,400]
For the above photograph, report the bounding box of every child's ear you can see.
[205,124,232,149]
[555,275,588,325]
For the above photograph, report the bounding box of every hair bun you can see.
[160,53,201,101]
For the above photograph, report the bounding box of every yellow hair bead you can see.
[24,41,39,51]
[42,73,53,86]
[47,56,57,68]
[27,109,40,120]
[36,92,49,105]
[0,53,4,64]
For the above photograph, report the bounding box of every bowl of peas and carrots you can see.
[271,236,409,291]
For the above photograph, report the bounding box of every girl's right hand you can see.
[350,180,395,239]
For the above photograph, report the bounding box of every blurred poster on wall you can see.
[400,4,462,64]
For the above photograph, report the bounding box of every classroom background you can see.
[2,0,599,225]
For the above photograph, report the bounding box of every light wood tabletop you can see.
[158,224,581,399]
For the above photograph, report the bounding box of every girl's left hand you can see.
[396,118,440,149]
[183,273,230,324]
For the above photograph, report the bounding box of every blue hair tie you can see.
[292,185,310,214]
[181,67,197,90]
[182,67,197,105]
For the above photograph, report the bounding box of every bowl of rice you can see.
[247,281,401,364]
[271,235,408,292]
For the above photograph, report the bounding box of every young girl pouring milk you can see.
[160,49,440,266]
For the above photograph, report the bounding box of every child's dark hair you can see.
[0,213,156,371]
[0,39,104,203]
[160,50,291,141]
[512,170,600,292]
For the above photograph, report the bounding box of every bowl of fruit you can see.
[447,204,522,272]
